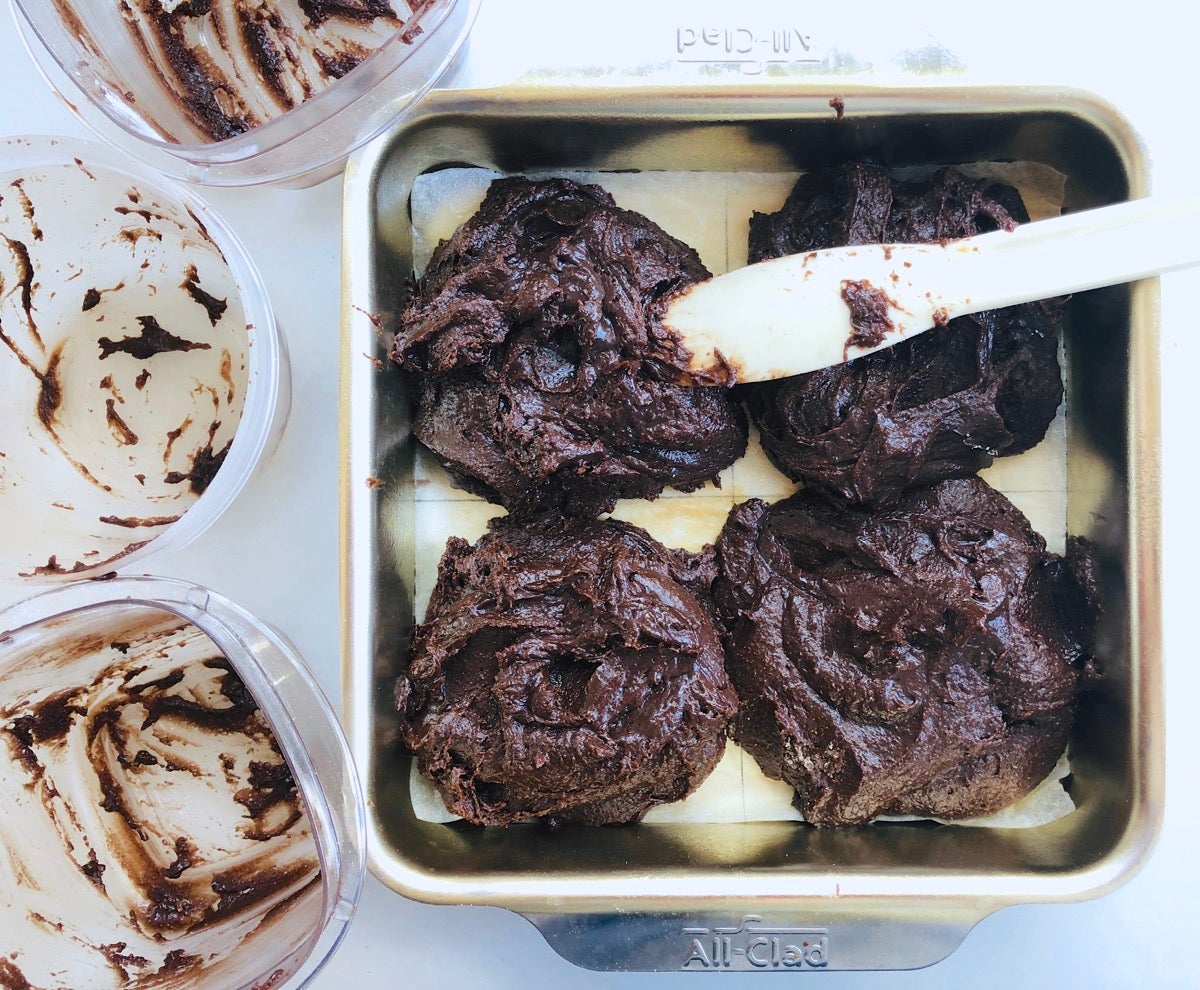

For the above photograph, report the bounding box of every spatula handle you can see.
[957,196,1200,312]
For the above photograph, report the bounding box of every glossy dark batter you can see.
[395,516,739,826]
[712,477,1097,825]
[746,164,1063,505]
[392,176,747,517]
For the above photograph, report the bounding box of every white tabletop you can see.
[2,2,1197,987]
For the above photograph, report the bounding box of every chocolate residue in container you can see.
[104,399,140,446]
[35,347,63,429]
[98,513,183,528]
[712,477,1099,825]
[397,516,738,826]
[98,315,212,360]
[163,416,194,464]
[182,265,228,326]
[139,658,257,732]
[0,300,63,436]
[158,949,201,978]
[81,850,107,890]
[237,759,305,840]
[209,862,319,921]
[313,49,364,78]
[100,943,151,984]
[18,554,90,578]
[0,958,33,990]
[107,0,409,141]
[745,164,1063,505]
[8,179,42,242]
[82,281,128,313]
[392,176,747,516]
[840,278,894,355]
[164,837,195,879]
[164,433,231,495]
[219,350,235,404]
[0,611,322,981]
[10,690,84,745]
[5,236,42,349]
[118,226,164,246]
[114,204,158,224]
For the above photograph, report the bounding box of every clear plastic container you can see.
[10,0,481,187]
[0,135,289,583]
[0,576,366,990]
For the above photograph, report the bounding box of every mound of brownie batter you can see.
[392,176,748,516]
[745,164,1064,505]
[712,476,1098,826]
[395,516,739,826]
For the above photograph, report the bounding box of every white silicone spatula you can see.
[661,196,1200,382]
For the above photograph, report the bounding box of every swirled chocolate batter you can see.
[392,176,748,516]
[395,516,739,826]
[712,477,1098,826]
[0,607,320,988]
[745,164,1063,505]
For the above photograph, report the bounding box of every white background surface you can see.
[1,2,1198,987]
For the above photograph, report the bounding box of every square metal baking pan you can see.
[339,82,1162,972]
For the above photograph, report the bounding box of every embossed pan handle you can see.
[524,908,986,973]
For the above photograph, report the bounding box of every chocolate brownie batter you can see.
[712,477,1097,826]
[395,516,739,826]
[746,165,1064,505]
[392,176,748,516]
